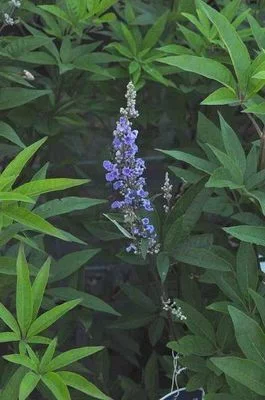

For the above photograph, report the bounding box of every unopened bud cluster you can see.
[162,298,187,321]
[161,172,173,213]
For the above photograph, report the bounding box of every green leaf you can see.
[207,144,243,184]
[0,88,51,110]
[201,87,238,106]
[40,338,58,372]
[157,149,216,174]
[16,246,33,337]
[249,289,265,328]
[158,55,237,91]
[19,372,40,400]
[224,225,265,246]
[50,249,100,283]
[47,347,103,372]
[243,102,265,115]
[103,213,133,239]
[32,257,51,319]
[121,283,156,313]
[211,357,265,395]
[236,243,258,299]
[42,372,71,400]
[14,178,88,197]
[156,252,170,283]
[206,167,242,190]
[0,302,20,335]
[0,192,35,203]
[121,24,137,55]
[228,305,265,365]
[0,122,25,148]
[248,15,265,51]
[168,335,215,356]
[57,371,110,400]
[199,1,250,90]
[34,197,106,218]
[0,332,20,342]
[27,299,81,338]
[175,299,215,344]
[3,354,37,371]
[164,183,211,251]
[2,206,68,241]
[142,11,168,50]
[39,5,72,24]
[0,137,47,188]
[219,114,246,173]
[1,367,27,400]
[174,248,232,271]
[46,287,120,316]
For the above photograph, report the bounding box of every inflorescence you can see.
[162,298,187,321]
[103,82,160,255]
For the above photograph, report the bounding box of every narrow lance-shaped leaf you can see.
[0,137,47,189]
[40,338,58,372]
[0,303,20,335]
[57,371,110,400]
[2,206,68,241]
[158,55,237,91]
[199,0,251,91]
[47,346,103,372]
[16,246,33,337]
[32,257,51,319]
[19,371,40,400]
[42,372,71,400]
[14,178,89,197]
[142,11,168,50]
[27,299,81,337]
[211,357,265,396]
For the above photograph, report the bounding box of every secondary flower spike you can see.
[103,82,160,255]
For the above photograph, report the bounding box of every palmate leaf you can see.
[19,372,40,400]
[158,55,237,91]
[0,332,20,342]
[16,246,33,337]
[27,299,81,338]
[57,371,110,400]
[0,192,35,203]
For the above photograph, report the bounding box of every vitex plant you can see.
[0,245,109,400]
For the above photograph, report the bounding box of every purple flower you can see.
[103,160,114,171]
[104,82,159,255]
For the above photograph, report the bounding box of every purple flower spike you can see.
[104,82,160,255]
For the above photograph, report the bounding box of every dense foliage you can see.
[1,0,265,399]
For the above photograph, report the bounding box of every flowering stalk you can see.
[161,171,173,213]
[103,82,160,255]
